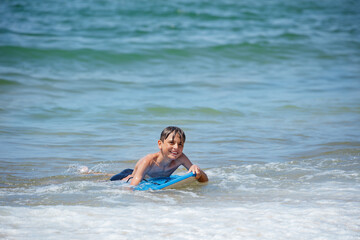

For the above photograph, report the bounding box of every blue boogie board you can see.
[134,172,196,191]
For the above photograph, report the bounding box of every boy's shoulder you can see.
[141,152,160,164]
[145,152,160,159]
[177,153,189,163]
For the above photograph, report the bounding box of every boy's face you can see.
[158,132,184,160]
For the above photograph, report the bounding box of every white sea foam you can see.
[66,164,109,175]
[1,158,359,239]
[0,203,359,240]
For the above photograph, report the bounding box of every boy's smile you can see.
[158,133,184,160]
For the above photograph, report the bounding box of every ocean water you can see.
[1,0,360,239]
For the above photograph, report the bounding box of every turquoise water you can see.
[1,0,360,239]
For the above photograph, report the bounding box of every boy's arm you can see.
[129,156,152,186]
[179,154,208,182]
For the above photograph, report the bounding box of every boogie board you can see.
[134,172,196,191]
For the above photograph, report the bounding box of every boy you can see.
[110,126,208,186]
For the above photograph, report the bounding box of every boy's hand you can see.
[188,165,201,179]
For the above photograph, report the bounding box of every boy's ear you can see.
[157,140,162,149]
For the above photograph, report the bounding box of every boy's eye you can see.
[168,141,183,146]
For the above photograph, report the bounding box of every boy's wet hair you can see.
[160,126,186,143]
